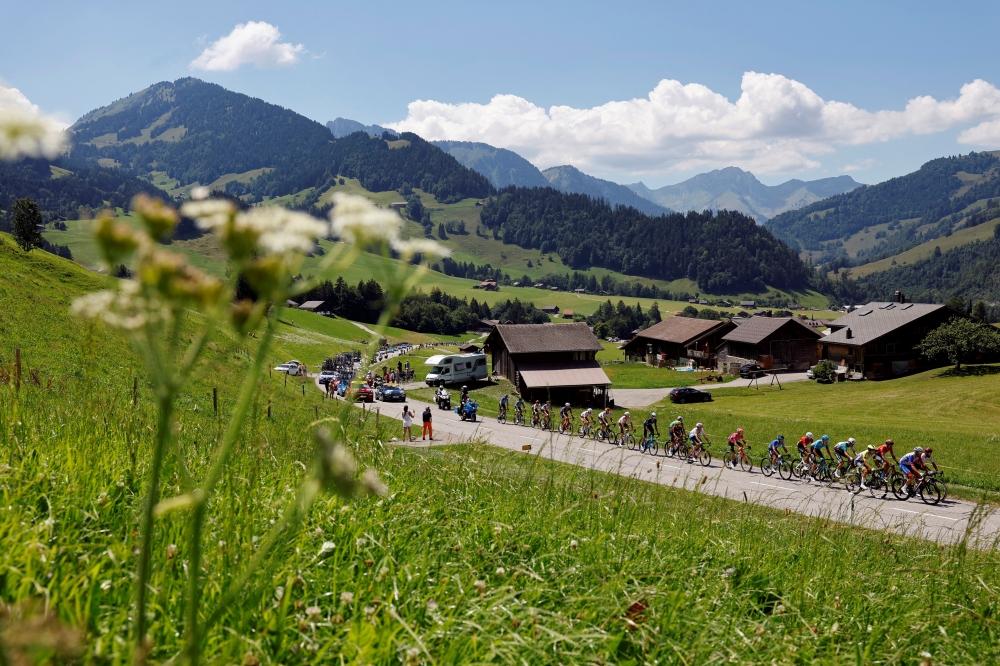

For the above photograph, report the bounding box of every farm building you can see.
[717,316,822,372]
[298,301,329,313]
[484,323,610,405]
[469,319,499,333]
[540,305,560,315]
[820,295,959,378]
[620,318,735,368]
[562,310,574,318]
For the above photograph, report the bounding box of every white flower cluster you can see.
[71,281,168,331]
[330,193,449,259]
[180,200,330,257]
[0,109,66,161]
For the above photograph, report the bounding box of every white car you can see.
[274,361,305,376]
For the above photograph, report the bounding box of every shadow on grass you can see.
[937,364,1000,378]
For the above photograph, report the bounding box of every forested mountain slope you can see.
[67,78,493,204]
[541,165,672,217]
[432,140,550,189]
[767,152,1000,261]
[480,187,810,293]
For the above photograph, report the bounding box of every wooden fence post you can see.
[267,401,272,419]
[314,405,319,419]
[133,376,138,407]
[376,407,380,428]
[15,348,21,390]
[301,384,305,397]
[213,387,218,414]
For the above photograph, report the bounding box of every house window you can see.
[866,343,878,354]
[885,343,896,354]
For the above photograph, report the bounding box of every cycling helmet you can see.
[821,435,830,442]
[565,403,570,407]
[462,385,468,390]
[624,411,630,416]
[867,444,876,451]
[651,412,656,417]
[737,428,744,435]
[885,439,894,446]
[924,447,933,453]
[848,437,856,445]
[914,446,924,454]
[605,406,611,412]
[806,432,814,439]
[677,416,684,422]
[777,434,784,440]
[696,422,703,428]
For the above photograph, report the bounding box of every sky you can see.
[3,0,1000,188]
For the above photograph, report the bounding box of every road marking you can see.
[890,507,960,521]
[750,481,794,491]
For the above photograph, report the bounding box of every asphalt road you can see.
[612,372,811,407]
[321,379,999,547]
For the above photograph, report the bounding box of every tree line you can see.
[479,186,810,293]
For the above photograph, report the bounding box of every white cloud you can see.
[190,21,304,72]
[842,158,879,173]
[389,73,1000,177]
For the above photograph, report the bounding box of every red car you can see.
[352,383,375,403]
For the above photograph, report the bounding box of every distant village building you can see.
[621,318,735,368]
[388,202,408,208]
[485,323,610,405]
[820,294,960,378]
[473,280,498,291]
[740,300,756,309]
[298,301,329,313]
[540,305,560,315]
[469,319,499,333]
[562,310,575,319]
[717,316,822,372]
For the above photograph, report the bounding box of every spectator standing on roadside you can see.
[422,406,433,440]
[402,405,415,442]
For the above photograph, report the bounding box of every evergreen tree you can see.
[11,197,43,252]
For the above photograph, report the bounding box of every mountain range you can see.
[326,118,396,139]
[428,140,671,216]
[629,168,860,222]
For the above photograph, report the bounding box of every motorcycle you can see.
[456,400,478,422]
[435,388,451,410]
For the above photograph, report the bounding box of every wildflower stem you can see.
[135,391,174,651]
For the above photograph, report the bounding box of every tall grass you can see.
[2,374,1000,663]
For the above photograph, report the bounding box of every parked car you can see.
[739,363,766,379]
[274,360,305,376]
[806,365,816,380]
[318,370,337,385]
[668,387,712,404]
[377,385,406,402]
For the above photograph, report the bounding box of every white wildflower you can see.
[305,605,322,621]
[190,186,211,201]
[100,579,112,592]
[180,199,236,231]
[390,237,451,259]
[495,567,506,576]
[238,207,329,254]
[318,541,336,558]
[339,591,354,605]
[0,97,66,161]
[330,193,401,245]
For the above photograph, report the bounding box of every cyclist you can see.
[580,406,594,433]
[768,435,788,467]
[617,411,633,445]
[920,447,940,473]
[514,396,525,423]
[531,400,542,427]
[541,401,551,429]
[833,437,857,474]
[797,432,815,464]
[898,446,925,495]
[598,407,612,438]
[727,428,748,469]
[669,416,685,447]
[809,435,832,475]
[560,402,573,433]
[853,444,877,490]
[642,412,659,451]
[874,439,899,474]
[688,422,707,462]
[499,393,509,420]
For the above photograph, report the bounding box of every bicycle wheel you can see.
[920,479,944,505]
[739,454,754,473]
[698,450,712,466]
[723,451,735,468]
[890,475,910,501]
[626,433,637,451]
[867,474,887,499]
[498,413,506,424]
[844,469,862,494]
[778,460,793,481]
[760,456,774,476]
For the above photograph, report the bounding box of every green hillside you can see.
[3,228,1000,663]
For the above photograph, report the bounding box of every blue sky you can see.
[4,0,1000,187]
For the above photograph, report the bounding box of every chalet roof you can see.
[721,316,821,345]
[822,302,950,347]
[622,317,729,348]
[517,360,611,388]
[298,301,327,310]
[489,322,603,354]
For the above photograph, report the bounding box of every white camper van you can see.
[424,353,488,386]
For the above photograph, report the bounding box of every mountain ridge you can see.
[541,165,673,216]
[629,167,860,222]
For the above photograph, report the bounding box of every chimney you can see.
[894,290,906,304]
[846,327,853,340]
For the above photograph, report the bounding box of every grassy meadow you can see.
[5,231,1000,664]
